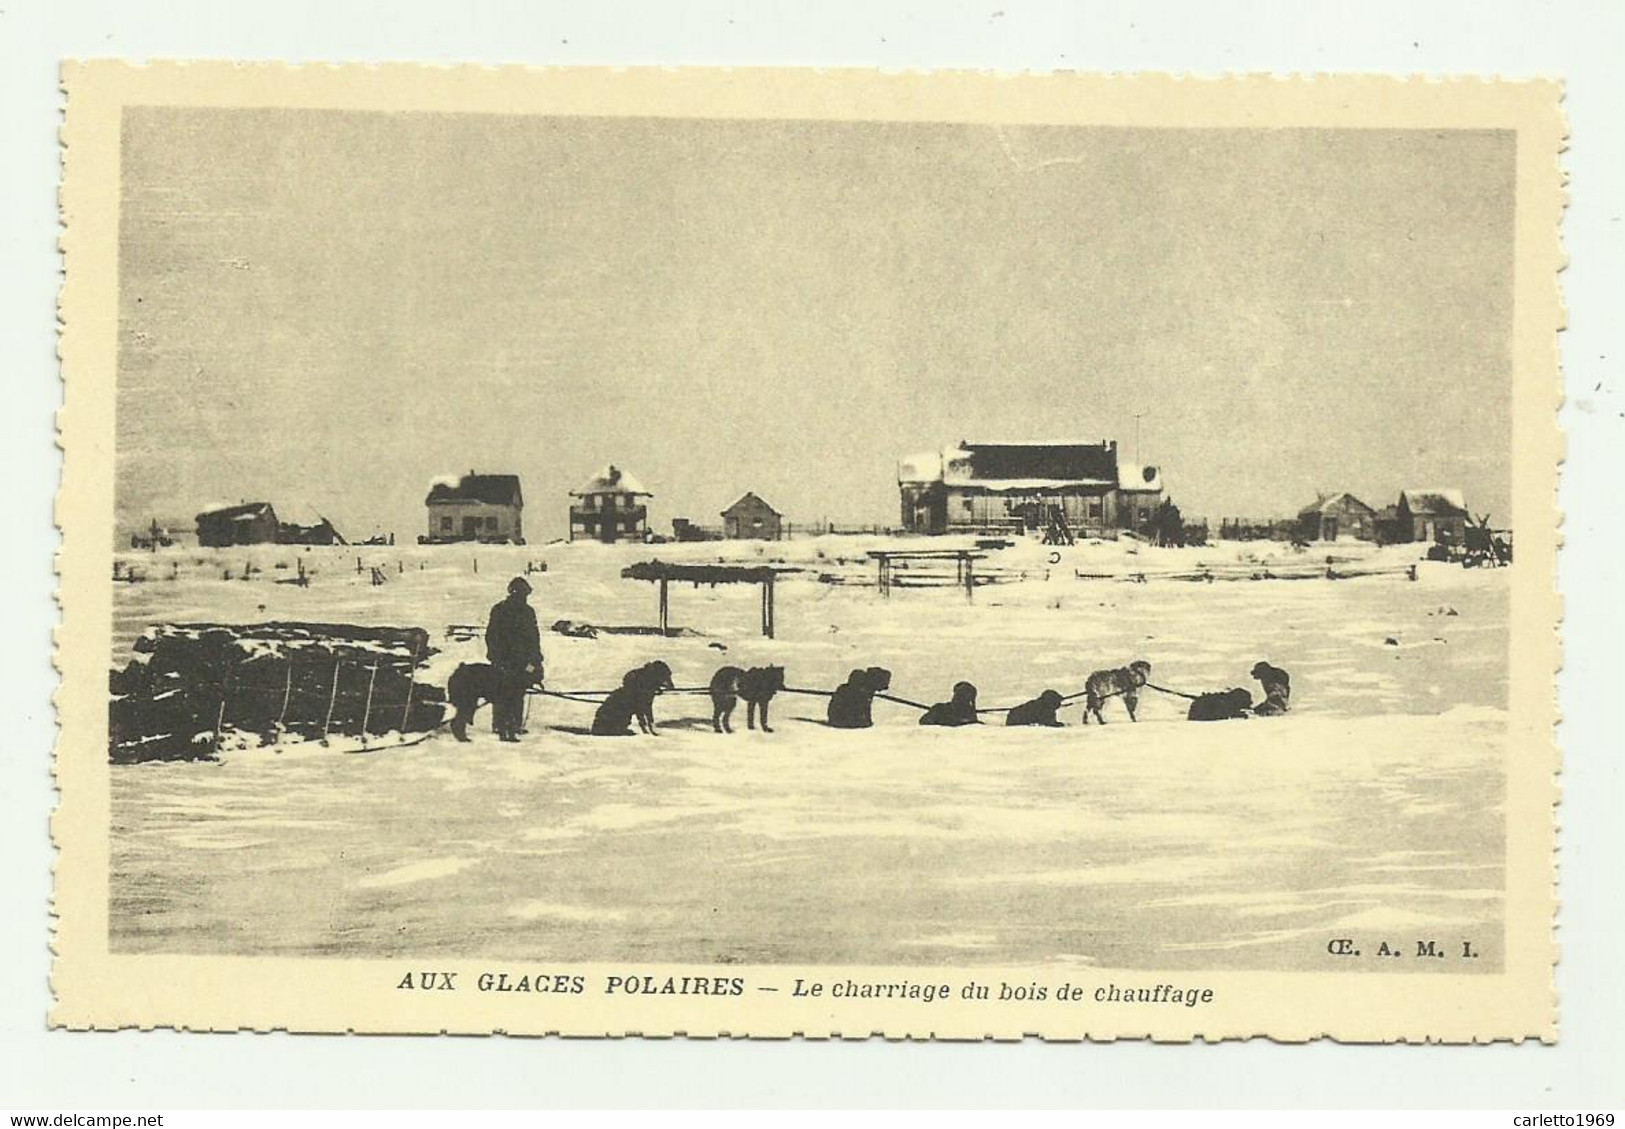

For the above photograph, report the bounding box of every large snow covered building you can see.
[897,440,1164,537]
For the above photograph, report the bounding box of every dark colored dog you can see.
[827,666,892,729]
[1083,660,1151,724]
[446,661,541,742]
[1187,687,1254,722]
[591,661,675,736]
[709,665,785,733]
[1006,689,1065,727]
[920,681,981,727]
[1250,661,1291,716]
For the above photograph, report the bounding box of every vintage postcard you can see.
[54,64,1564,1040]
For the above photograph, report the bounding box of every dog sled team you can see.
[447,577,1292,741]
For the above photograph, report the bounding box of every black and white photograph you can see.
[50,63,1563,1042]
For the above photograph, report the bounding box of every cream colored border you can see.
[54,63,1564,1040]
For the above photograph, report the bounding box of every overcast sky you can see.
[116,109,1515,541]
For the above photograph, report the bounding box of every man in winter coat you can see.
[486,576,544,741]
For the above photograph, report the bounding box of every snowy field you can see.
[107,535,1508,970]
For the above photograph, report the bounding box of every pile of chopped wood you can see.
[108,622,447,762]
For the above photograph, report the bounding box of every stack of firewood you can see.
[108,622,447,762]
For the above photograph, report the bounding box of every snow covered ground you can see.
[108,535,1508,970]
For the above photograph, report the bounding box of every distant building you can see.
[569,465,651,543]
[1397,488,1469,547]
[1295,492,1378,542]
[898,440,1164,537]
[278,516,345,545]
[196,502,279,548]
[424,472,525,544]
[721,492,783,541]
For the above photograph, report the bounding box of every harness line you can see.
[342,676,1215,753]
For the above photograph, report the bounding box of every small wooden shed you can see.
[1397,488,1470,547]
[1295,492,1378,542]
[721,492,783,541]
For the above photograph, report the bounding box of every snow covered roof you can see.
[1297,492,1377,518]
[948,441,1118,485]
[721,491,780,517]
[571,464,651,497]
[425,473,523,507]
[1400,488,1467,515]
[1116,462,1164,493]
[901,440,1156,492]
[195,501,274,522]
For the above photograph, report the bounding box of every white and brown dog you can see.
[1083,659,1151,724]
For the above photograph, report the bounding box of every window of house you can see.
[1087,499,1102,519]
[440,516,453,532]
[584,496,597,511]
[485,516,498,531]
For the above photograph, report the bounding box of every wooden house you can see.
[195,502,279,547]
[424,472,524,544]
[1296,492,1379,542]
[899,440,1163,538]
[1397,488,1470,547]
[569,465,651,543]
[721,492,783,541]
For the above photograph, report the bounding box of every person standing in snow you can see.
[1250,661,1291,716]
[486,576,544,742]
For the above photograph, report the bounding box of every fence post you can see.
[359,662,380,746]
[211,671,233,757]
[275,660,293,731]
[401,641,420,733]
[319,660,343,746]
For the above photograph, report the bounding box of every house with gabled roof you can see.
[1296,492,1379,542]
[424,471,524,544]
[722,492,783,541]
[195,501,279,547]
[1397,488,1469,547]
